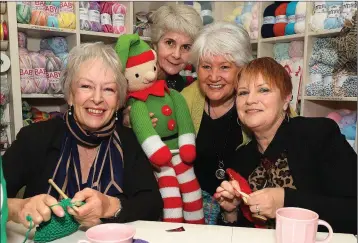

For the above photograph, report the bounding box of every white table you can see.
[7,220,357,243]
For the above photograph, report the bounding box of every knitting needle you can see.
[48,179,81,212]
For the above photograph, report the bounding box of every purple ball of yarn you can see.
[88,1,102,32]
[19,48,36,94]
[46,55,63,94]
[56,52,68,69]
[18,32,27,48]
[29,52,49,94]
[39,49,56,57]
[40,37,68,55]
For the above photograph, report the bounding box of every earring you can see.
[68,105,73,116]
[286,112,290,123]
[236,117,241,127]
[115,111,118,121]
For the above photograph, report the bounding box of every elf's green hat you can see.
[115,33,155,71]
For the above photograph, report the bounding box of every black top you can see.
[3,116,163,223]
[226,117,357,234]
[194,105,243,195]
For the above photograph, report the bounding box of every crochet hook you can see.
[48,179,81,211]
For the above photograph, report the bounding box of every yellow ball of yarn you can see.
[232,6,243,16]
[224,14,236,23]
[58,13,76,29]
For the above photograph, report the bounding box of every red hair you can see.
[237,57,293,100]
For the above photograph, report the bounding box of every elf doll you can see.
[115,34,204,224]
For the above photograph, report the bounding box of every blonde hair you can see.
[61,42,128,109]
[191,21,253,68]
[150,5,203,45]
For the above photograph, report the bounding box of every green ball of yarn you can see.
[25,198,84,243]
[16,3,31,24]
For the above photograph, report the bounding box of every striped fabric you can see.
[48,112,124,199]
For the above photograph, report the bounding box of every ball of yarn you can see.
[310,2,328,31]
[100,1,114,33]
[199,2,214,25]
[58,1,76,29]
[273,3,288,37]
[30,1,48,26]
[40,37,68,55]
[18,32,27,48]
[324,1,344,29]
[16,2,31,24]
[273,43,290,62]
[261,3,278,38]
[89,1,102,32]
[249,3,259,39]
[46,55,63,93]
[285,1,298,35]
[29,52,49,94]
[327,111,343,123]
[289,41,304,58]
[294,2,307,33]
[112,3,127,34]
[46,1,60,28]
[19,48,36,94]
[79,1,91,31]
[56,52,69,68]
[341,1,357,22]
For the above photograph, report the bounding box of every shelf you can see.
[17,24,76,38]
[307,29,342,38]
[304,96,358,102]
[21,94,65,99]
[250,40,258,44]
[260,33,305,43]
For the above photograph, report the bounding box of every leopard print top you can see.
[249,150,297,192]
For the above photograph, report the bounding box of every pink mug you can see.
[77,223,136,243]
[276,207,333,243]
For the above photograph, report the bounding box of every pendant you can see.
[215,168,226,180]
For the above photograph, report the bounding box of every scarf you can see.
[48,112,124,199]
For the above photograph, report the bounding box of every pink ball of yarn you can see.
[100,2,114,33]
[29,52,49,94]
[46,55,62,93]
[327,111,342,124]
[288,41,304,58]
[19,48,36,94]
[112,3,127,34]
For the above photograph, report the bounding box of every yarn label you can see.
[113,14,125,26]
[79,8,89,21]
[296,14,305,22]
[342,2,357,14]
[47,71,61,90]
[328,5,341,18]
[32,1,46,11]
[101,13,112,25]
[288,15,295,23]
[201,10,212,18]
[45,5,59,16]
[60,1,74,13]
[263,16,275,24]
[314,3,327,13]
[20,69,33,93]
[276,15,287,23]
[89,10,100,23]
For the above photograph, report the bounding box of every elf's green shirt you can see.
[128,80,195,150]
[0,156,8,243]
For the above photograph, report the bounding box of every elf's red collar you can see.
[127,80,170,101]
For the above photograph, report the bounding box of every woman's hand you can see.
[68,188,120,227]
[122,106,158,128]
[8,195,64,228]
[214,180,242,212]
[247,188,285,218]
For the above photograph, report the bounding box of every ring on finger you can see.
[255,204,260,215]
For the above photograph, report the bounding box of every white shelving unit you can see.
[4,1,357,151]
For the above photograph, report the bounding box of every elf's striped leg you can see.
[155,165,184,223]
[171,154,204,224]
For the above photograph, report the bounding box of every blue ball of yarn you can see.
[285,1,298,35]
[324,1,344,29]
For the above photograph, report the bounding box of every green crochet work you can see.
[23,198,84,243]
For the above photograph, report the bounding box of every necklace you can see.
[207,98,235,180]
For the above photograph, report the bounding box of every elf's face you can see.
[125,52,158,92]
